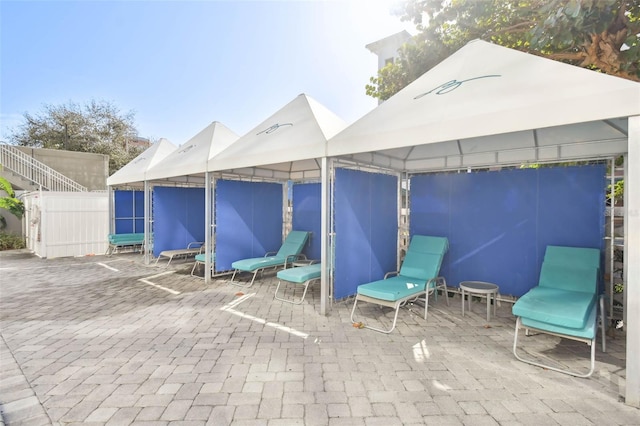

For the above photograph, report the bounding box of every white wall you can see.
[23,191,108,258]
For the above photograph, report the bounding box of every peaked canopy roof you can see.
[328,39,640,171]
[209,93,346,180]
[145,121,239,182]
[107,138,176,187]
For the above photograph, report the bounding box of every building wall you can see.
[365,31,411,72]
[373,44,402,70]
[15,147,109,191]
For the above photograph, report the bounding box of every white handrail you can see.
[0,144,87,192]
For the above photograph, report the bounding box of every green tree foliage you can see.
[0,175,24,229]
[8,99,145,175]
[367,0,640,101]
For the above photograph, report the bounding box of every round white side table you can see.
[460,281,499,322]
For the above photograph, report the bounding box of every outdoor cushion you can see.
[400,253,443,282]
[190,253,217,278]
[232,255,287,272]
[512,286,596,329]
[351,234,449,333]
[511,244,605,377]
[276,230,310,258]
[277,264,321,283]
[543,245,600,268]
[108,233,145,244]
[520,302,597,340]
[538,262,599,293]
[194,253,216,263]
[357,276,426,301]
[106,233,149,254]
[230,230,310,288]
[231,231,310,273]
[399,237,448,281]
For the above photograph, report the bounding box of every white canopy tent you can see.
[327,40,640,407]
[108,123,237,261]
[329,40,636,169]
[106,138,176,187]
[209,93,346,180]
[146,121,239,183]
[207,93,346,295]
[106,138,177,262]
[142,121,240,272]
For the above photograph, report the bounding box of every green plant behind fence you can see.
[0,232,26,250]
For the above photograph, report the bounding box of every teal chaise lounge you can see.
[275,262,321,304]
[190,253,216,278]
[106,233,148,255]
[155,241,204,266]
[350,235,449,333]
[512,245,606,377]
[230,230,310,287]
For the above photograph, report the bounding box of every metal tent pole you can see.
[205,172,212,285]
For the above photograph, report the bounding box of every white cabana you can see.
[145,121,239,183]
[328,40,637,169]
[142,121,240,270]
[106,138,176,187]
[209,93,346,180]
[207,93,346,298]
[106,139,177,260]
[327,39,640,407]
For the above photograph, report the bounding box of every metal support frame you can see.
[284,181,291,237]
[108,186,114,235]
[205,172,213,284]
[320,157,330,315]
[328,158,401,311]
[625,116,639,407]
[230,268,261,287]
[350,277,447,334]
[623,154,628,331]
[143,180,152,265]
[608,157,615,319]
[229,262,290,288]
[396,171,402,272]
[350,294,415,334]
[512,296,606,378]
[274,276,320,305]
[605,155,626,323]
[401,171,410,259]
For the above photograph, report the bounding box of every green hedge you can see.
[0,232,26,251]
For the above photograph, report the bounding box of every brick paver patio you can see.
[1,250,637,425]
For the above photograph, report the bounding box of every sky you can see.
[0,0,414,146]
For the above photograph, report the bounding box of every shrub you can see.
[0,232,26,251]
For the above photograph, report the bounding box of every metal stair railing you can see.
[0,144,87,192]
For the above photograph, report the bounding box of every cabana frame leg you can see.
[513,316,597,378]
[350,296,402,334]
[274,278,316,305]
[230,269,260,287]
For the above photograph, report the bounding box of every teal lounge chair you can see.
[230,230,310,287]
[512,245,606,377]
[106,233,146,255]
[350,235,449,333]
[275,262,321,304]
[190,253,216,278]
[156,241,204,266]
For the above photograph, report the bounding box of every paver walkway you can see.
[0,250,637,425]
